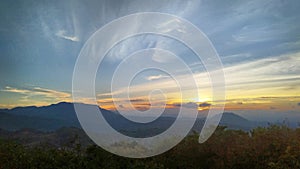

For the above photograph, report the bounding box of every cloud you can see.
[232,23,284,43]
[98,52,300,107]
[55,30,79,42]
[101,0,201,63]
[129,98,147,103]
[31,87,70,99]
[105,35,183,62]
[226,96,300,103]
[146,74,169,81]
[0,104,12,109]
[223,52,300,90]
[171,102,198,108]
[134,106,150,111]
[199,102,211,107]
[2,86,29,95]
[156,18,186,34]
[1,86,71,105]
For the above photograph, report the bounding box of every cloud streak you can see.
[98,52,300,107]
[55,30,79,42]
[1,86,71,107]
[146,74,170,81]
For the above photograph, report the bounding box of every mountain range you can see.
[0,102,268,135]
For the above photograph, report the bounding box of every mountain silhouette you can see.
[0,102,267,134]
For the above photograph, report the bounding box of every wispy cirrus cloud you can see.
[98,52,300,108]
[146,74,170,81]
[1,86,72,107]
[2,86,70,99]
[55,30,79,42]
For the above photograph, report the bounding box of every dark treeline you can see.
[0,125,300,169]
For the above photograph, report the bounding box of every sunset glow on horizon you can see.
[0,0,299,123]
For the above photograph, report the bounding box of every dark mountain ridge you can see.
[0,102,268,133]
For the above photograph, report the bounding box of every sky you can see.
[0,0,300,121]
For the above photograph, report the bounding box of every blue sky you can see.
[0,0,300,121]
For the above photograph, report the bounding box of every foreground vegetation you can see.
[1,125,300,169]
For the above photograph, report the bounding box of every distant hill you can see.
[4,102,79,121]
[214,112,268,131]
[0,102,268,134]
[0,102,176,137]
[0,102,84,131]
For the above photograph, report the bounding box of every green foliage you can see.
[1,125,300,169]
